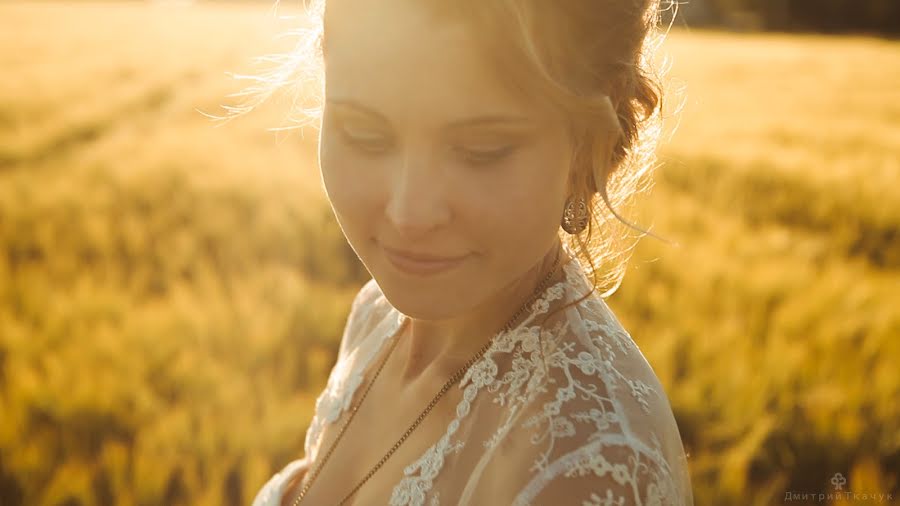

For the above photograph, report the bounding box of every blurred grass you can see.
[0,3,898,506]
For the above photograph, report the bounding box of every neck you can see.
[395,240,568,383]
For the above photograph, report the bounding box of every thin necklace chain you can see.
[290,245,563,506]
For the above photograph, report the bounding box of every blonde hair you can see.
[224,0,680,299]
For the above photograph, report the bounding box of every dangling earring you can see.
[561,194,588,234]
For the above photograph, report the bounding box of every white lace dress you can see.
[252,245,694,505]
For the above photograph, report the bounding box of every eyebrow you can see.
[326,98,534,129]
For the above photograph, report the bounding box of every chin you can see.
[378,288,454,320]
[373,270,471,321]
[365,238,479,306]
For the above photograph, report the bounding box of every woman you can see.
[247,0,693,504]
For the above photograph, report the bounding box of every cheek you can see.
[464,167,566,261]
[318,136,378,233]
[318,131,346,198]
[503,188,562,239]
[321,131,370,199]
[485,153,568,228]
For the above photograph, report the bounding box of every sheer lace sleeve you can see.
[303,278,391,461]
[453,280,693,506]
[509,316,689,505]
[336,278,382,362]
[514,435,683,506]
[459,340,688,505]
[512,384,690,506]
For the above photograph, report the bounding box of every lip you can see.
[381,244,469,276]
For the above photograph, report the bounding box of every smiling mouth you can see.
[380,243,469,276]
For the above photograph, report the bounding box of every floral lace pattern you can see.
[252,243,693,506]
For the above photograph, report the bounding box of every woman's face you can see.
[319,0,574,320]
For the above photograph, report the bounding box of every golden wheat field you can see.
[0,2,897,505]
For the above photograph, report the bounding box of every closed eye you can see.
[334,119,392,153]
[455,145,517,166]
[343,132,392,152]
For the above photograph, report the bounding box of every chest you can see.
[291,368,466,506]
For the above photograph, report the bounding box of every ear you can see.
[588,95,623,194]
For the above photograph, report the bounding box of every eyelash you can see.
[335,121,515,166]
[453,145,516,166]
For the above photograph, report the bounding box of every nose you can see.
[385,155,451,238]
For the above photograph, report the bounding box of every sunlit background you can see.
[0,1,897,505]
